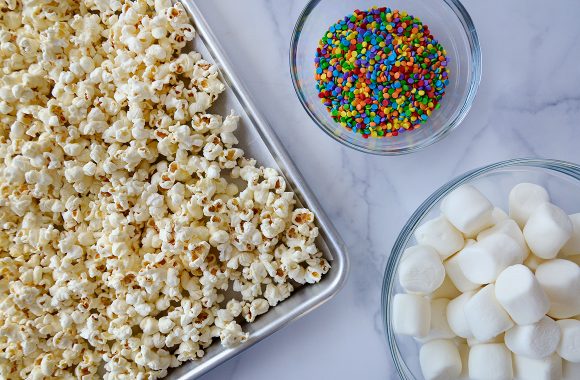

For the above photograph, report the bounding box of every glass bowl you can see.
[381,158,580,379]
[290,0,481,155]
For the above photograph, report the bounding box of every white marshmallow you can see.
[399,245,445,295]
[441,184,494,237]
[457,233,525,284]
[563,360,580,380]
[478,219,529,259]
[468,343,513,380]
[495,264,550,325]
[524,253,547,271]
[417,298,456,343]
[562,213,580,256]
[505,316,560,359]
[419,339,462,380]
[557,319,580,363]
[536,259,580,319]
[445,244,481,293]
[509,182,550,228]
[524,203,573,259]
[447,291,475,339]
[513,354,562,380]
[431,275,461,300]
[415,216,465,260]
[492,207,510,224]
[465,284,514,341]
[392,293,430,337]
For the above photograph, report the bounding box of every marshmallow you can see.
[441,185,494,237]
[524,203,573,259]
[513,354,562,380]
[492,207,510,224]
[495,264,550,325]
[478,219,529,259]
[445,244,481,293]
[457,233,525,284]
[505,316,560,359]
[415,216,465,260]
[447,291,475,339]
[417,298,456,342]
[399,245,445,295]
[509,182,550,228]
[536,259,580,319]
[465,284,514,341]
[468,343,513,380]
[392,293,430,337]
[557,319,580,363]
[563,360,580,380]
[524,253,547,271]
[561,213,580,257]
[419,339,462,380]
[431,275,461,300]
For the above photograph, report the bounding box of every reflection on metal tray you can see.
[168,1,349,378]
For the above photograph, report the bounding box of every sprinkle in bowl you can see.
[290,0,481,155]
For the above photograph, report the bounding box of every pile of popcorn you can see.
[0,0,329,378]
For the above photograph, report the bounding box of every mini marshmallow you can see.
[392,293,430,337]
[509,182,550,228]
[505,316,560,359]
[445,245,481,293]
[447,291,475,339]
[557,319,580,363]
[561,213,580,256]
[513,354,562,380]
[478,219,529,259]
[536,259,580,319]
[468,343,513,380]
[465,284,514,342]
[495,264,550,325]
[563,360,580,380]
[399,245,445,294]
[524,203,573,259]
[441,184,494,237]
[457,233,525,284]
[431,275,461,300]
[419,339,462,380]
[417,298,456,342]
[415,216,465,260]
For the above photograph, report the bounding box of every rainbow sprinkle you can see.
[315,7,450,138]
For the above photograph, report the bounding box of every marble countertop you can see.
[195,0,580,379]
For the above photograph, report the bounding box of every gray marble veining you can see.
[193,0,580,378]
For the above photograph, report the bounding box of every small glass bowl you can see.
[290,0,481,155]
[381,158,580,379]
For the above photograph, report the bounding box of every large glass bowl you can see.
[290,0,481,155]
[381,158,580,379]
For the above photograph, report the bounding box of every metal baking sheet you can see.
[168,1,350,378]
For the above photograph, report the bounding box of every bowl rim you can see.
[380,158,580,379]
[289,0,483,156]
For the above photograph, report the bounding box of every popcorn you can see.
[0,1,328,378]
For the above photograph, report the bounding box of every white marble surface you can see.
[194,0,580,379]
